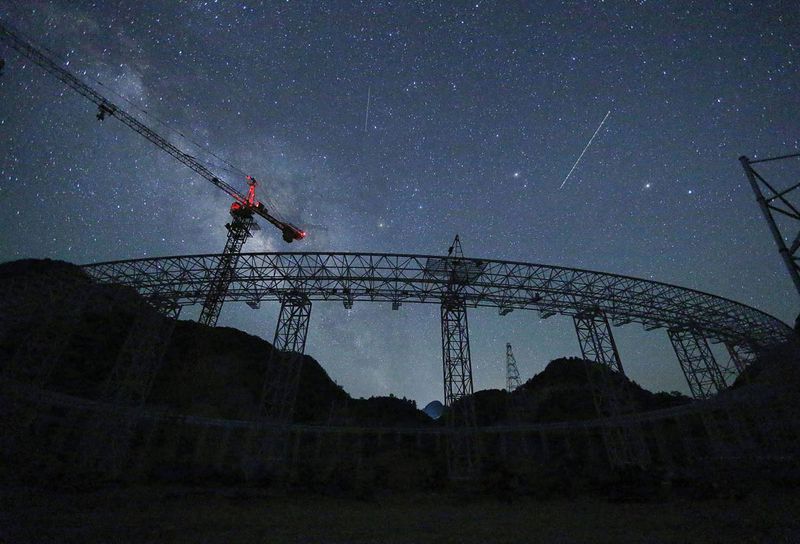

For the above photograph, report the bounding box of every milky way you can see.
[1,1,798,404]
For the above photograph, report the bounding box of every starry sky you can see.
[1,1,798,405]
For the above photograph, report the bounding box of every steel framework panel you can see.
[258,293,312,423]
[198,214,256,327]
[739,153,800,297]
[668,328,727,399]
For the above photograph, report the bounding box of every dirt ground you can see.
[1,484,798,543]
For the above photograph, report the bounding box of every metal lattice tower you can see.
[258,293,312,423]
[740,153,800,298]
[440,235,479,479]
[505,343,521,392]
[668,328,727,399]
[574,309,648,467]
[442,299,474,406]
[198,213,257,326]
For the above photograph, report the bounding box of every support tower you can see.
[506,343,521,392]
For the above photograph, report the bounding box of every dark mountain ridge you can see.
[1,259,692,428]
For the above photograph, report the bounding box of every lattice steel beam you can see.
[82,252,795,350]
[668,328,727,399]
[740,153,800,298]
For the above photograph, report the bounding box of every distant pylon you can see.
[506,343,521,392]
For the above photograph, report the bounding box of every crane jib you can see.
[0,19,304,242]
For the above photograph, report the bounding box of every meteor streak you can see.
[363,86,371,133]
[559,110,611,189]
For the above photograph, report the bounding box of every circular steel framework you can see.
[82,251,793,348]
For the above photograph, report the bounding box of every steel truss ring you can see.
[80,251,795,349]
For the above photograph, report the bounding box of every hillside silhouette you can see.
[1,259,692,429]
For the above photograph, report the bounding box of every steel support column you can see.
[258,293,312,423]
[505,343,521,392]
[574,310,624,377]
[668,328,727,399]
[442,299,474,406]
[573,309,649,467]
[441,295,478,479]
[739,154,800,298]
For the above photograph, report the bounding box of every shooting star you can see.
[559,109,612,189]
[363,86,371,133]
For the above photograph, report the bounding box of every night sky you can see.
[1,1,798,405]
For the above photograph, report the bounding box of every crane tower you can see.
[0,19,307,326]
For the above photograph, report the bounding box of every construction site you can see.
[1,6,799,543]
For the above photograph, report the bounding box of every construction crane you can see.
[0,20,306,245]
[0,19,309,326]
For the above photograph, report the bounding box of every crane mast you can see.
[1,19,308,326]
